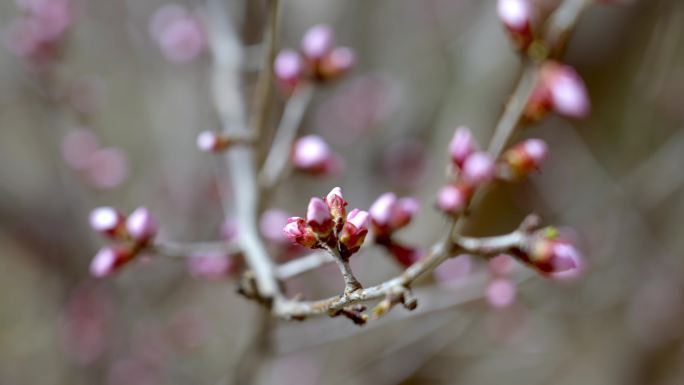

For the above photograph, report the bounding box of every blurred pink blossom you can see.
[84,147,130,189]
[486,278,517,308]
[150,4,206,63]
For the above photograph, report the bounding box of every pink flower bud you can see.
[370,193,419,234]
[196,131,227,152]
[90,245,135,278]
[126,207,158,245]
[339,209,369,256]
[274,48,303,85]
[523,230,584,279]
[501,138,548,178]
[486,278,517,308]
[259,209,290,243]
[292,135,335,174]
[437,184,471,215]
[89,206,125,238]
[283,217,317,248]
[325,187,347,224]
[301,24,334,60]
[497,0,534,50]
[306,197,333,236]
[319,46,355,80]
[369,192,397,228]
[527,62,590,120]
[61,129,100,171]
[449,126,477,168]
[461,151,496,186]
[347,208,369,230]
[548,65,590,118]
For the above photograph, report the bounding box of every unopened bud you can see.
[196,131,229,152]
[306,197,333,237]
[461,151,496,186]
[497,0,535,51]
[274,48,303,94]
[282,217,317,248]
[292,135,338,175]
[90,245,135,278]
[318,46,355,81]
[449,126,477,168]
[437,184,471,215]
[301,24,334,60]
[325,187,348,228]
[339,209,369,256]
[89,206,125,238]
[501,138,548,179]
[126,207,158,245]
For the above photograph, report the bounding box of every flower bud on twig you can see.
[306,197,334,238]
[126,207,158,245]
[283,217,317,248]
[449,126,477,168]
[90,245,135,278]
[461,151,496,187]
[437,184,472,215]
[500,138,548,179]
[339,209,370,257]
[497,0,535,51]
[89,206,126,239]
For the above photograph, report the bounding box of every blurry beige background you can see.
[2,0,684,384]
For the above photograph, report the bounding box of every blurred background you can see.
[1,0,684,384]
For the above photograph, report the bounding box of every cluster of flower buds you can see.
[5,0,74,69]
[437,127,496,215]
[89,206,159,277]
[369,193,422,267]
[437,127,551,214]
[283,187,369,259]
[61,129,130,190]
[274,24,355,94]
[292,135,344,176]
[525,61,590,121]
[149,3,207,63]
[514,227,583,279]
[497,0,535,52]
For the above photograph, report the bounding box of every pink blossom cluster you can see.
[5,0,74,69]
[283,187,369,258]
[89,206,159,277]
[61,129,130,190]
[437,126,549,215]
[369,193,422,267]
[149,4,207,63]
[275,24,355,95]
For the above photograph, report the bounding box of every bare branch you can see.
[258,83,315,190]
[275,252,333,279]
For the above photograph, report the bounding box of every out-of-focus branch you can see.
[249,0,280,139]
[276,252,333,279]
[206,0,280,302]
[147,241,240,259]
[258,83,314,190]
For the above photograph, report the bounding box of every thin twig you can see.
[258,83,315,190]
[276,252,334,279]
